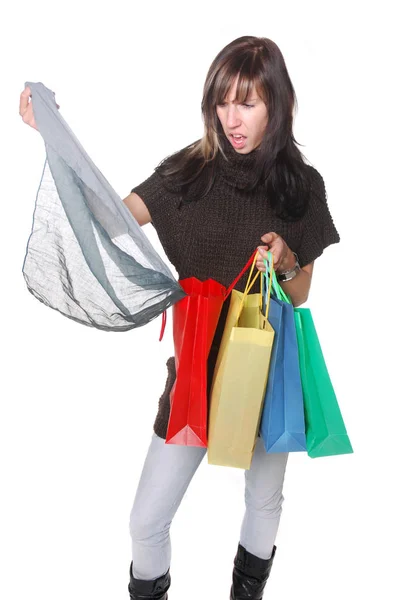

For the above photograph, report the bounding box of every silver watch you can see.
[277,252,301,282]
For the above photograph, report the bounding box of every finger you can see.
[255,256,266,270]
[256,257,266,268]
[258,249,278,270]
[260,232,276,244]
[257,247,273,266]
[256,252,268,274]
[19,86,32,116]
[257,246,268,256]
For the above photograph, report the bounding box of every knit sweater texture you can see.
[131,142,340,439]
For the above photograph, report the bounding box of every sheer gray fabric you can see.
[23,82,185,331]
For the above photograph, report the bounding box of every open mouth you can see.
[229,134,247,149]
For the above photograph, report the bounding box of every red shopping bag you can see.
[166,278,225,446]
[164,251,258,448]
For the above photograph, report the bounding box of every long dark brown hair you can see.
[156,36,312,220]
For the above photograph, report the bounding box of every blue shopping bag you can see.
[259,261,306,453]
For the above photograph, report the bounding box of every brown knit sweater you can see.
[131,143,340,439]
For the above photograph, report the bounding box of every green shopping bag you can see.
[294,308,353,458]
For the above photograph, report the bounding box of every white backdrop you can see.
[1,1,395,599]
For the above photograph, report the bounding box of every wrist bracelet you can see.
[277,252,301,282]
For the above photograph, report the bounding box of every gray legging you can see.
[129,432,289,580]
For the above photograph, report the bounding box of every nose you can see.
[226,105,241,129]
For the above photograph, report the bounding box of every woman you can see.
[20,36,340,600]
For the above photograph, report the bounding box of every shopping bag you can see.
[294,307,353,458]
[207,253,275,469]
[165,278,225,447]
[165,252,259,448]
[259,267,306,452]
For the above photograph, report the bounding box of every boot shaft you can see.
[128,562,171,600]
[230,544,276,600]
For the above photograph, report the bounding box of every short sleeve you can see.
[296,166,340,267]
[130,170,169,226]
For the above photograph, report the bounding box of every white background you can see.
[1,1,395,599]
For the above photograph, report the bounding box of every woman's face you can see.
[216,78,268,154]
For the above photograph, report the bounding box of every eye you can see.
[242,103,254,108]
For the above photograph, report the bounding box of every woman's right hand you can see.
[19,86,60,131]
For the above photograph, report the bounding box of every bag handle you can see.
[236,251,274,323]
[159,310,167,341]
[224,249,260,300]
[262,263,292,309]
[159,249,264,341]
[262,252,274,320]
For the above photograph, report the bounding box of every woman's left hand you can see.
[256,232,295,272]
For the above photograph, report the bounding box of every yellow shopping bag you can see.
[207,253,275,469]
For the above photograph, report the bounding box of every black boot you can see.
[128,562,171,599]
[230,544,276,600]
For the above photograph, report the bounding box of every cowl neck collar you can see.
[216,137,261,189]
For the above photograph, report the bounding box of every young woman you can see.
[20,36,340,600]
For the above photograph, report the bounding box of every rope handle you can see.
[263,261,292,307]
[159,248,264,341]
[236,251,274,323]
[159,310,167,342]
[224,249,259,300]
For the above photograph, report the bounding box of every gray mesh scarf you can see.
[22,82,186,331]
